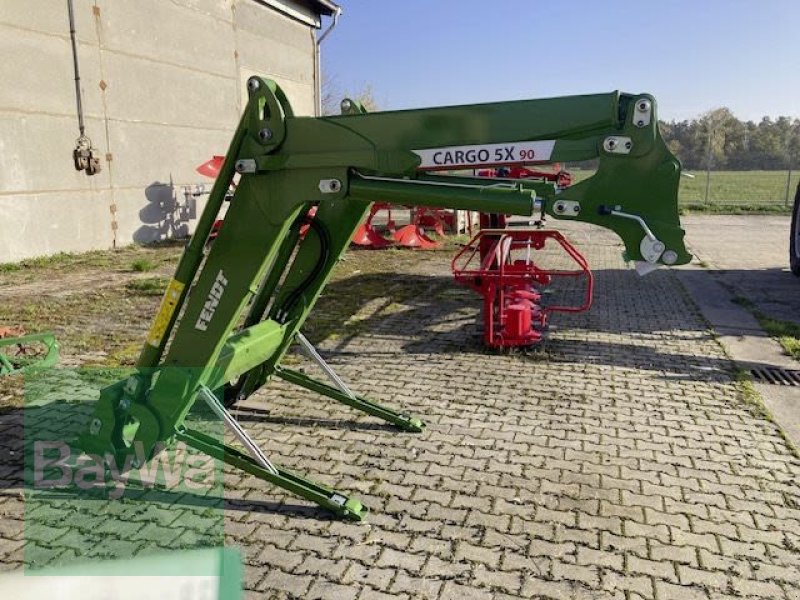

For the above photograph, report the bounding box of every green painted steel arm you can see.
[78,78,689,513]
[295,91,688,267]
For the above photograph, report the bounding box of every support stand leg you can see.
[295,333,359,399]
[184,385,367,520]
[278,336,425,432]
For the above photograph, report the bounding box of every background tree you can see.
[658,109,800,171]
[321,72,381,115]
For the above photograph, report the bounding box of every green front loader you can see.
[77,77,689,519]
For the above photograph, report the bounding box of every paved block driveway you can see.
[1,224,799,599]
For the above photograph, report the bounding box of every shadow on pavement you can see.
[314,268,748,383]
[702,267,800,325]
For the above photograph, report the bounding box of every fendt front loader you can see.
[78,77,690,519]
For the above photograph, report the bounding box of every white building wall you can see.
[0,0,319,261]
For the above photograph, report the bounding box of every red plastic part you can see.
[452,229,593,348]
[352,223,393,248]
[416,207,452,237]
[196,155,225,178]
[351,203,394,248]
[393,206,454,249]
[505,303,536,341]
[350,204,459,250]
[393,224,440,249]
[209,219,224,240]
[299,206,318,239]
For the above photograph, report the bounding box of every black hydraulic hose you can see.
[275,215,331,324]
[67,0,85,137]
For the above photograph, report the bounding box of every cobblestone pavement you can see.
[2,224,800,599]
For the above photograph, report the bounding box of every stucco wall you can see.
[0,0,319,261]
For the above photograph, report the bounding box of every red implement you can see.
[452,229,593,348]
[476,164,572,188]
[196,155,229,242]
[351,203,394,248]
[415,207,452,237]
[393,224,440,249]
[393,207,449,249]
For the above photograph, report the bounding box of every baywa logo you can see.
[31,440,219,500]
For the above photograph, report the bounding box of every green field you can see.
[570,169,799,212]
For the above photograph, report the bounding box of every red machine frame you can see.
[452,229,593,348]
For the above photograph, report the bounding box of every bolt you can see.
[124,376,138,395]
[119,397,130,411]
[555,203,565,212]
[572,205,580,212]
[625,141,632,150]
[235,160,246,173]
[258,128,273,142]
[606,140,616,150]
[637,120,644,127]
[319,179,342,193]
[89,418,102,435]
[341,99,352,112]
[247,78,260,92]
[638,101,649,111]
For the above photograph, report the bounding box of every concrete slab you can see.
[682,214,800,323]
[681,215,800,448]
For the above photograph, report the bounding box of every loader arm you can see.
[78,78,688,519]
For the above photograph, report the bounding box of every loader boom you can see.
[78,77,689,519]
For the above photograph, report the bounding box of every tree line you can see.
[659,108,800,171]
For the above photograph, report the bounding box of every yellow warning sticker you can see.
[146,279,185,347]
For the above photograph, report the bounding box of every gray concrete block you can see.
[0,113,111,194]
[171,0,232,23]
[0,0,96,43]
[97,0,236,77]
[0,26,104,119]
[106,119,230,188]
[234,1,311,51]
[112,186,203,246]
[103,52,239,129]
[0,190,113,261]
[236,27,313,85]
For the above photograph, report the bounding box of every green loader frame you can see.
[77,77,690,519]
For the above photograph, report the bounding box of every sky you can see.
[321,0,800,122]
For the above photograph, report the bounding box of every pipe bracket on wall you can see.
[73,135,102,175]
[67,0,102,176]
